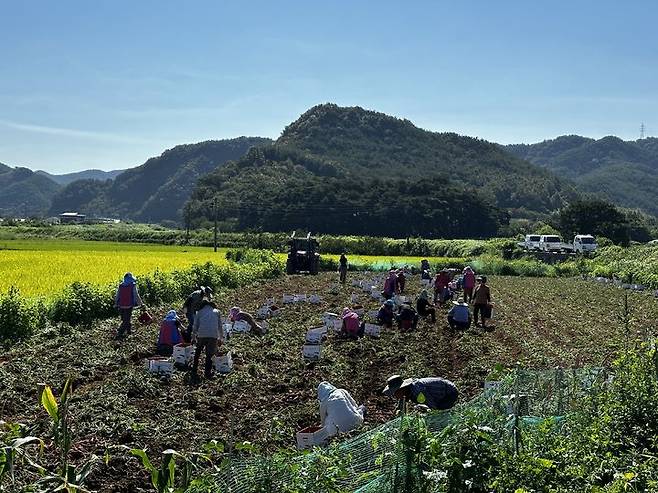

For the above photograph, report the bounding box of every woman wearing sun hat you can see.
[472,275,492,328]
[447,297,471,329]
[383,375,458,411]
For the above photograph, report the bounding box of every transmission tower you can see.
[640,122,645,139]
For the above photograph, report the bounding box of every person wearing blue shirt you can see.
[447,298,471,330]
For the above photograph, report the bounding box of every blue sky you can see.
[1,0,657,173]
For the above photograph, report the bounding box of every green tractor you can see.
[286,232,320,275]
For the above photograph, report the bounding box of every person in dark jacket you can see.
[416,290,436,323]
[397,303,418,332]
[339,254,348,284]
[377,299,396,328]
[472,276,492,329]
[182,286,213,339]
[114,272,142,338]
[383,374,458,410]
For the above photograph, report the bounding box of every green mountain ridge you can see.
[506,135,658,215]
[187,104,580,237]
[0,165,61,217]
[36,168,124,185]
[48,137,271,221]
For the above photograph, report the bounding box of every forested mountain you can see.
[507,136,658,215]
[187,104,579,237]
[37,168,124,185]
[48,137,271,221]
[0,165,61,217]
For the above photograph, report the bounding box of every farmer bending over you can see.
[229,306,266,335]
[397,303,418,332]
[318,382,365,437]
[416,290,436,323]
[114,272,142,338]
[182,286,213,340]
[447,298,471,330]
[192,298,223,380]
[157,310,183,356]
[383,375,458,411]
[377,299,396,328]
[340,307,362,340]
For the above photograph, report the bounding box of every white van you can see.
[539,235,563,252]
[573,235,597,253]
[522,234,541,250]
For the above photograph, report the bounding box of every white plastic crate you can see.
[222,323,233,338]
[484,380,501,391]
[353,307,365,317]
[332,319,343,333]
[213,351,233,373]
[172,343,195,365]
[420,278,431,286]
[283,294,295,304]
[232,320,251,333]
[322,312,338,325]
[295,294,307,303]
[302,344,322,360]
[368,310,379,320]
[296,425,329,450]
[394,295,407,306]
[309,294,322,304]
[147,357,173,377]
[351,280,361,287]
[256,307,271,319]
[306,326,328,344]
[363,323,381,338]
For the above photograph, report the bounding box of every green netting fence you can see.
[200,365,610,492]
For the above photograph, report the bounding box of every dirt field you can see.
[1,272,656,491]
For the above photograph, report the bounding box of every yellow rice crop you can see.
[0,240,229,297]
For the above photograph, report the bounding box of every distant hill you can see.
[48,137,271,221]
[506,136,658,215]
[187,104,580,237]
[0,165,61,217]
[37,168,124,185]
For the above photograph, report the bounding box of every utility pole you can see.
[213,197,218,253]
[640,123,646,140]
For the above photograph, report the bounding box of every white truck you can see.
[519,234,541,251]
[572,234,597,253]
[539,235,563,252]
[519,234,598,254]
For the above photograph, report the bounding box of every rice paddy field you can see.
[0,239,230,296]
[0,239,460,297]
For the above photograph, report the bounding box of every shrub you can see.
[0,287,42,340]
[50,282,115,327]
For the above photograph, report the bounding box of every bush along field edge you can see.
[0,249,283,342]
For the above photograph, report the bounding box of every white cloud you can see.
[0,119,151,144]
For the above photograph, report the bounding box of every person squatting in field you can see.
[340,307,363,339]
[447,298,471,329]
[157,310,183,356]
[377,299,396,328]
[182,286,213,340]
[397,303,419,332]
[114,272,142,338]
[472,275,492,329]
[229,306,266,335]
[416,289,436,323]
[317,382,365,437]
[192,297,224,380]
[383,375,459,411]
[339,253,348,284]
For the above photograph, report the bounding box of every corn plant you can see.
[128,447,214,493]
